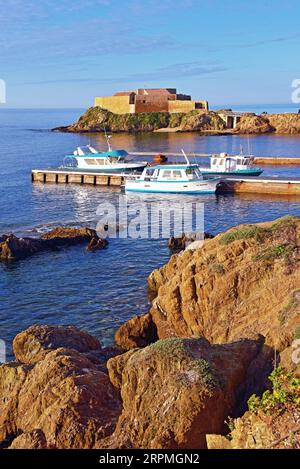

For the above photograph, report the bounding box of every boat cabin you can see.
[64,146,129,168]
[210,152,255,172]
[140,164,203,181]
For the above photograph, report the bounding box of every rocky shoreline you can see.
[53,107,300,134]
[0,216,299,449]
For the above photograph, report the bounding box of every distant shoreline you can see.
[52,106,300,135]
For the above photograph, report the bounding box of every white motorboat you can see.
[125,150,221,194]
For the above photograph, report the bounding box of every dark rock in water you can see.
[115,313,158,350]
[0,227,108,261]
[153,153,168,164]
[168,232,214,252]
[41,226,98,244]
[86,236,108,251]
[0,234,48,260]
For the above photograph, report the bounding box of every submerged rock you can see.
[0,227,107,261]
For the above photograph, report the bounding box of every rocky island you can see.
[0,216,299,449]
[53,107,300,135]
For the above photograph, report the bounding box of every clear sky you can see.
[1,0,300,108]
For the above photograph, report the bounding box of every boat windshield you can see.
[109,156,125,163]
[186,168,201,179]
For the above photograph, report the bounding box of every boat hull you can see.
[125,178,221,194]
[64,163,147,172]
[199,169,263,177]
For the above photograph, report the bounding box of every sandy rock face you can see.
[9,429,47,449]
[268,113,300,135]
[105,335,263,449]
[148,216,300,352]
[0,326,121,449]
[16,348,121,448]
[115,313,158,350]
[0,362,32,443]
[13,325,101,364]
[234,114,275,134]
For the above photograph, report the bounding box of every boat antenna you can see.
[103,127,113,152]
[181,149,190,165]
[247,136,251,155]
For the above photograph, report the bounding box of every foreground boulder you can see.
[104,335,264,449]
[0,326,121,449]
[13,325,101,364]
[148,216,300,354]
[0,227,107,261]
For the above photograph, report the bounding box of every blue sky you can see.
[0,0,300,108]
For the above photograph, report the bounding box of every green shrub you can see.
[220,226,266,245]
[247,367,300,414]
[255,243,295,262]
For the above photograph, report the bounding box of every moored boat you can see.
[125,150,221,194]
[62,134,147,172]
[198,152,263,176]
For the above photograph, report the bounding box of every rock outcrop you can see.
[53,107,226,133]
[105,335,264,449]
[0,227,107,261]
[148,216,300,354]
[114,313,158,350]
[0,326,121,449]
[13,325,102,364]
[234,113,275,134]
[9,430,47,449]
[268,113,300,135]
[234,113,300,135]
[53,106,300,134]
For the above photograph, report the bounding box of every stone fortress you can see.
[94,88,209,115]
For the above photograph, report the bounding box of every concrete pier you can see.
[32,169,125,187]
[219,176,300,196]
[130,152,300,165]
[32,168,300,196]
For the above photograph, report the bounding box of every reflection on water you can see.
[0,109,300,358]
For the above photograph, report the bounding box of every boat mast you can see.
[104,127,113,152]
[181,149,191,165]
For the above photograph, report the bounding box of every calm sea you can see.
[1,108,300,358]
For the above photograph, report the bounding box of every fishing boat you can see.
[125,150,221,194]
[198,152,263,177]
[62,134,147,172]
